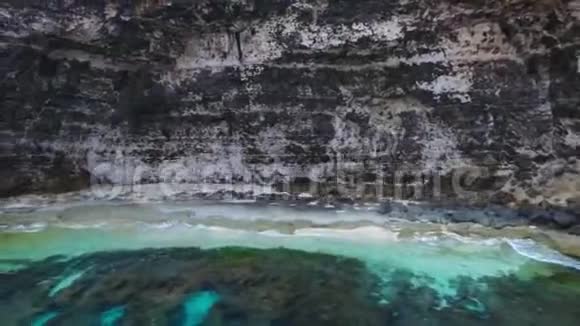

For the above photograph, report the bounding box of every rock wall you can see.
[1,0,580,207]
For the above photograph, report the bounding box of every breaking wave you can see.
[507,239,580,271]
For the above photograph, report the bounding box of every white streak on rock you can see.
[416,72,473,103]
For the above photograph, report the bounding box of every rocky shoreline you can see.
[4,184,580,232]
[2,188,580,257]
[378,200,580,233]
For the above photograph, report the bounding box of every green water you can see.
[1,202,580,325]
[0,224,559,297]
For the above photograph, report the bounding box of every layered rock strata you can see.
[1,0,580,211]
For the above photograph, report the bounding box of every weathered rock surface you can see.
[378,199,580,230]
[1,0,580,208]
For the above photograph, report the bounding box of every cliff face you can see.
[1,0,580,206]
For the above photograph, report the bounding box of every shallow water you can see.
[1,201,580,325]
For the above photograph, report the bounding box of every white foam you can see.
[3,203,36,209]
[8,223,47,233]
[221,199,257,204]
[152,221,179,229]
[192,224,245,234]
[297,193,314,199]
[140,221,193,230]
[293,226,399,242]
[258,230,289,237]
[507,239,580,271]
[56,222,108,229]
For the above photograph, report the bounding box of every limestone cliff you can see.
[1,0,580,209]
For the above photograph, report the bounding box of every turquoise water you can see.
[182,291,221,326]
[1,202,580,325]
[32,311,60,326]
[0,224,565,297]
[101,306,126,326]
[49,268,90,297]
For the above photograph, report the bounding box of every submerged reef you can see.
[0,246,579,325]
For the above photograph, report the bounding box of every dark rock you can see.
[489,192,517,206]
[0,0,578,213]
[378,201,393,215]
[568,225,580,236]
[552,211,578,229]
